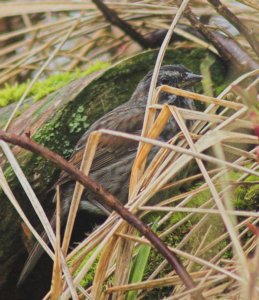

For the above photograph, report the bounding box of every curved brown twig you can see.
[208,0,259,57]
[0,130,204,300]
[92,0,151,48]
[177,0,259,71]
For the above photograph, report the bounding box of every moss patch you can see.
[233,175,259,211]
[0,61,110,107]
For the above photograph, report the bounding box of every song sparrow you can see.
[18,65,202,284]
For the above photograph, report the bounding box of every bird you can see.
[18,64,202,285]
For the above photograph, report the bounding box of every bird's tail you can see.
[17,191,109,286]
[17,212,56,287]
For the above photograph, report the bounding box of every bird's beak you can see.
[186,72,203,83]
[179,72,203,88]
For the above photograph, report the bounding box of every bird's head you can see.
[156,64,202,89]
[130,64,202,110]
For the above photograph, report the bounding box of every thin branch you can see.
[92,0,151,48]
[177,1,259,71]
[207,0,259,57]
[0,130,204,300]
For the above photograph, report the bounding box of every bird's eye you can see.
[161,78,170,85]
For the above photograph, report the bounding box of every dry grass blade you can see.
[99,129,258,176]
[91,235,119,299]
[140,206,259,218]
[237,0,259,10]
[105,270,226,293]
[0,166,54,259]
[62,226,121,300]
[130,105,172,198]
[0,141,55,247]
[131,0,191,192]
[50,186,63,300]
[243,226,259,299]
[62,132,102,255]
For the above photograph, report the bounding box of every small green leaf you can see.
[127,217,160,300]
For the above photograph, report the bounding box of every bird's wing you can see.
[57,104,145,185]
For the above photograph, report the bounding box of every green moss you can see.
[73,250,100,288]
[0,60,110,107]
[68,105,90,134]
[200,53,215,97]
[233,181,259,211]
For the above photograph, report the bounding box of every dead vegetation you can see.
[0,1,258,299]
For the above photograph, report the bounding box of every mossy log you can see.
[0,48,225,288]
